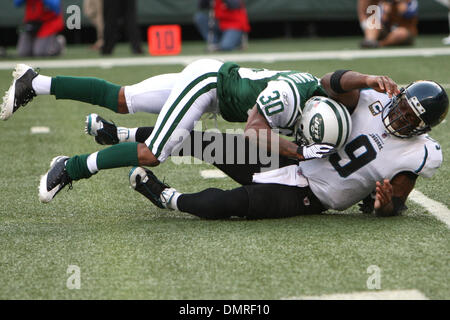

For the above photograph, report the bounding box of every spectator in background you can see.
[0,29,7,57]
[194,0,250,52]
[83,0,104,51]
[445,8,450,45]
[101,0,143,55]
[359,0,418,48]
[437,0,450,44]
[14,0,65,57]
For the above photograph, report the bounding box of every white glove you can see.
[297,143,337,160]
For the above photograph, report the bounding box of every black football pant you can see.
[135,127,326,219]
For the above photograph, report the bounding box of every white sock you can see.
[170,191,182,211]
[86,152,99,174]
[117,127,137,142]
[161,188,181,211]
[31,75,52,95]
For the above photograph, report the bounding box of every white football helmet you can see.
[295,96,352,149]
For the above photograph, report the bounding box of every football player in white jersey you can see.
[123,71,448,219]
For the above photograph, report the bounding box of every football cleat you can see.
[1,64,38,120]
[39,156,73,203]
[85,113,120,145]
[129,167,176,209]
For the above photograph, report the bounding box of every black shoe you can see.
[39,156,73,203]
[1,64,38,120]
[85,113,120,145]
[129,167,174,209]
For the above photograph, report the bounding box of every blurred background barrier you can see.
[1,0,448,48]
[0,0,447,26]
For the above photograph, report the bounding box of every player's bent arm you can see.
[321,71,362,110]
[374,171,418,217]
[321,70,400,110]
[244,105,303,160]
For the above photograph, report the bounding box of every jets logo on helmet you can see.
[296,96,352,149]
[309,113,324,143]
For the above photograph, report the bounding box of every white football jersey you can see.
[298,89,443,210]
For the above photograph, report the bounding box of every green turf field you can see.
[0,36,449,299]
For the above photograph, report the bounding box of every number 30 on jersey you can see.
[258,90,284,116]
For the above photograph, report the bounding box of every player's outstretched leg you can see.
[1,64,125,120]
[1,64,39,120]
[129,167,179,209]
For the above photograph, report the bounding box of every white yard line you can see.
[282,289,428,300]
[409,189,450,229]
[30,126,50,134]
[200,169,227,179]
[1,47,450,70]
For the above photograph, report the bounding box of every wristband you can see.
[330,70,351,94]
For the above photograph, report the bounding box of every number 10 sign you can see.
[147,25,182,56]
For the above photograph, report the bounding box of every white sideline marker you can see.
[282,289,428,300]
[200,169,227,179]
[30,126,50,134]
[409,189,450,229]
[2,47,450,70]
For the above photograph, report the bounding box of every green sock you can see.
[96,142,140,170]
[50,76,121,113]
[65,142,140,181]
[65,154,92,180]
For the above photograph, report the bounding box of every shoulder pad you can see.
[415,136,443,178]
